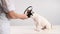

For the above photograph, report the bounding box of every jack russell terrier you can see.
[24,6,52,31]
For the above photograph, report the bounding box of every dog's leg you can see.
[34,22,42,31]
[34,22,40,31]
[44,24,52,31]
[42,26,46,30]
[34,22,39,31]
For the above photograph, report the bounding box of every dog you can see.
[24,6,52,31]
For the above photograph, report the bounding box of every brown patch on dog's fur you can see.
[42,26,46,30]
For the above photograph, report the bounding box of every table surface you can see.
[10,25,60,34]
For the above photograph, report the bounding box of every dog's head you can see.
[24,6,34,18]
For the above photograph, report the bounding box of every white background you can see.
[10,0,60,26]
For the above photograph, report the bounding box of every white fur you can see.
[31,12,52,31]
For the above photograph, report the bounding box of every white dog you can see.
[24,6,52,31]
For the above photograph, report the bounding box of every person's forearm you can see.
[14,13,28,19]
[8,11,28,19]
[8,11,17,19]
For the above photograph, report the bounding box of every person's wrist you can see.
[20,14,28,19]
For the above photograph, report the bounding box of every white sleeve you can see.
[6,0,16,11]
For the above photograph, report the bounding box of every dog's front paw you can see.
[34,29,41,32]
[34,29,39,32]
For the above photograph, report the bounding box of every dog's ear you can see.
[24,6,32,14]
[24,6,33,18]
